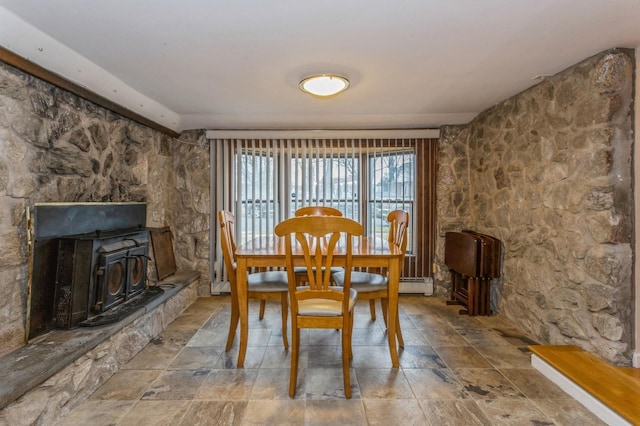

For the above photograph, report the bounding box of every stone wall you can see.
[0,274,199,426]
[0,60,210,357]
[436,49,634,364]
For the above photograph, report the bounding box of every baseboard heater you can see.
[399,277,433,295]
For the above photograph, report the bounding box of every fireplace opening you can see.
[29,203,165,339]
[52,227,153,329]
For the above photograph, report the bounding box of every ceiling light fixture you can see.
[299,74,350,97]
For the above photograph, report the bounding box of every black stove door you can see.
[96,250,127,312]
[126,245,148,298]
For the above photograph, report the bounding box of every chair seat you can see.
[332,271,387,292]
[297,287,358,316]
[248,270,289,292]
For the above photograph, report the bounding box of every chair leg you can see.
[396,313,405,348]
[226,297,240,351]
[259,299,266,320]
[381,298,389,328]
[280,292,289,350]
[368,299,376,321]
[289,324,300,397]
[342,313,352,399]
[381,297,404,347]
[349,309,355,360]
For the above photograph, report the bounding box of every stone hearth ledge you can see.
[0,270,200,425]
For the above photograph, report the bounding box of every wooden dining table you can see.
[234,235,404,368]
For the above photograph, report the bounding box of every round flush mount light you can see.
[299,74,350,97]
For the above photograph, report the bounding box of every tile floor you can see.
[56,295,605,425]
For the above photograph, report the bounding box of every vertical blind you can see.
[210,137,437,292]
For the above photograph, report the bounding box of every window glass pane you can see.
[235,145,414,252]
[238,152,277,244]
[290,155,359,221]
[368,150,415,252]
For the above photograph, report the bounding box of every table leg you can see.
[387,257,400,368]
[236,257,249,368]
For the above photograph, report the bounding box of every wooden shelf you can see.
[529,345,640,425]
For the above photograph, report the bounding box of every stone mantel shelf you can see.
[0,270,200,410]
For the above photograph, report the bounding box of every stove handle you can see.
[93,265,106,311]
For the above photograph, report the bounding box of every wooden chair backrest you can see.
[387,210,409,262]
[275,216,363,313]
[218,210,237,287]
[294,206,343,217]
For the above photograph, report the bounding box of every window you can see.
[211,135,437,288]
[368,150,415,252]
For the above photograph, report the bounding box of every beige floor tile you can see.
[474,344,533,369]
[436,346,493,369]
[441,313,487,330]
[202,311,232,330]
[216,346,267,369]
[499,367,570,399]
[121,343,182,370]
[53,400,135,426]
[456,328,512,346]
[418,399,491,426]
[475,398,555,425]
[351,345,395,368]
[90,369,161,400]
[305,367,360,400]
[141,369,209,400]
[404,368,469,400]
[451,368,526,400]
[531,398,608,425]
[363,399,428,425]
[356,368,414,399]
[351,324,388,346]
[118,400,191,426]
[307,344,344,367]
[420,325,469,347]
[180,400,248,426]
[168,346,223,370]
[491,327,539,346]
[243,400,305,425]
[304,399,367,425]
[307,328,342,346]
[187,327,230,347]
[197,369,258,400]
[259,345,292,368]
[123,328,197,370]
[250,367,304,400]
[395,327,430,346]
[398,345,447,369]
[409,313,452,330]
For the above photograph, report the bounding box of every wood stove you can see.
[53,227,150,328]
[29,202,161,338]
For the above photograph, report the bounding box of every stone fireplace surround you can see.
[0,57,210,424]
[0,271,199,425]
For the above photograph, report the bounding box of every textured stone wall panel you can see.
[0,60,211,357]
[436,49,634,364]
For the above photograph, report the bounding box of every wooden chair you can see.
[218,210,289,351]
[293,206,344,282]
[294,205,343,217]
[332,209,409,347]
[274,215,363,398]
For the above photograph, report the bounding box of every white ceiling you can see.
[1,1,640,133]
